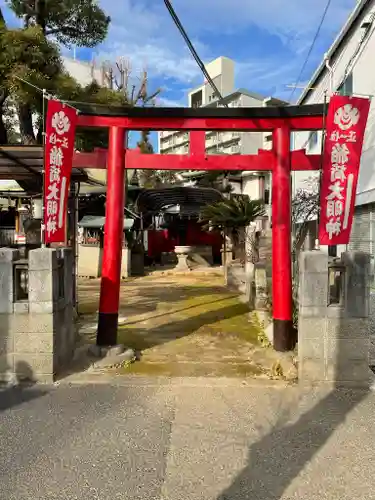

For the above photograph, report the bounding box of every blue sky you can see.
[0,0,358,147]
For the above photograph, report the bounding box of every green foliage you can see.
[6,0,110,47]
[195,171,233,194]
[0,26,61,107]
[199,195,266,232]
[74,81,130,151]
[137,130,153,154]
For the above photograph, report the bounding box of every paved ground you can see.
[1,378,375,499]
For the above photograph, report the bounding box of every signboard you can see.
[43,99,78,244]
[318,94,370,245]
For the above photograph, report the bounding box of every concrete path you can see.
[1,378,375,499]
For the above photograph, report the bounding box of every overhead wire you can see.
[288,0,333,103]
[163,0,228,108]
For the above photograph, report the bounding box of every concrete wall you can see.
[0,247,76,383]
[78,245,131,279]
[298,250,371,387]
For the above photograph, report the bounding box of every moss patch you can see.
[78,272,276,379]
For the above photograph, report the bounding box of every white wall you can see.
[62,57,104,87]
[293,0,375,207]
[242,175,261,199]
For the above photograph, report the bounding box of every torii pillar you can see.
[272,126,294,350]
[97,126,126,345]
[76,104,325,352]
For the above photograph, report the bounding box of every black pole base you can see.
[273,319,296,352]
[97,312,118,346]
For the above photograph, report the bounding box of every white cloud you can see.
[95,0,356,100]
[0,0,357,102]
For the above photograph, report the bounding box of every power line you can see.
[288,0,333,103]
[163,0,228,107]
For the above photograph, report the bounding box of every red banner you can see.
[44,100,78,244]
[318,94,370,245]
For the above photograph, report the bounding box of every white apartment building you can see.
[293,0,375,255]
[62,56,105,87]
[158,56,287,210]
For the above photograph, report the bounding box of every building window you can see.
[308,131,318,150]
[191,90,203,108]
[338,72,353,96]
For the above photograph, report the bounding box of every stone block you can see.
[299,305,328,318]
[298,337,325,360]
[13,301,29,314]
[28,248,58,271]
[326,318,370,339]
[299,250,328,274]
[62,248,73,304]
[342,251,371,276]
[10,313,54,334]
[0,352,14,373]
[0,324,13,355]
[345,285,369,318]
[326,337,369,362]
[326,359,371,386]
[28,269,58,303]
[0,263,13,313]
[0,248,19,263]
[29,301,54,314]
[299,273,328,307]
[298,317,326,339]
[298,358,326,382]
[13,353,54,378]
[326,305,346,319]
[14,332,54,354]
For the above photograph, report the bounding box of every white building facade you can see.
[158,56,287,211]
[293,0,375,255]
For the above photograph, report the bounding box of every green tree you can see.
[6,0,110,46]
[0,23,62,144]
[199,195,265,234]
[3,0,110,143]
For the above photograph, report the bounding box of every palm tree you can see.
[199,195,265,233]
[199,195,266,262]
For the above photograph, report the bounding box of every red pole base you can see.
[273,319,297,352]
[97,312,119,346]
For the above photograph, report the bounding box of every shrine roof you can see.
[75,103,326,119]
[135,186,223,214]
[0,145,93,195]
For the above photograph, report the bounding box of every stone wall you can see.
[0,247,76,383]
[78,245,131,278]
[298,250,371,387]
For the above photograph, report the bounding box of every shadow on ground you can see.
[216,319,371,499]
[0,384,48,413]
[117,300,254,352]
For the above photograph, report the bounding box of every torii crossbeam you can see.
[76,104,326,352]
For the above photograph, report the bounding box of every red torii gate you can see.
[75,104,325,352]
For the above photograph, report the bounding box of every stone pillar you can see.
[298,250,371,388]
[175,252,190,271]
[121,247,131,278]
[18,248,75,383]
[0,248,19,381]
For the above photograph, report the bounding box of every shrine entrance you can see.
[75,104,326,352]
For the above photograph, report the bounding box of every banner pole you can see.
[41,90,47,248]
